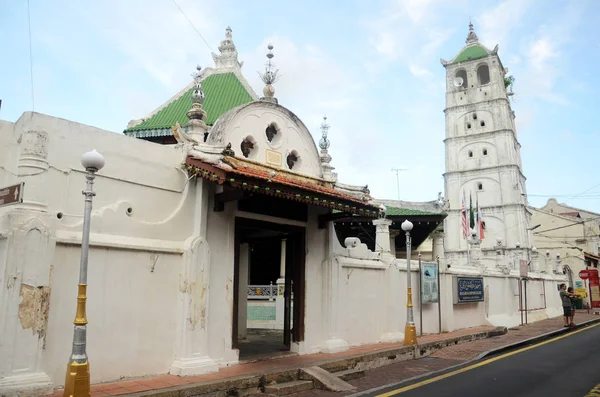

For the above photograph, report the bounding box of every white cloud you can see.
[477,0,534,50]
[409,63,434,79]
[365,0,452,66]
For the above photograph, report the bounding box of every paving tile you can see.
[42,314,600,397]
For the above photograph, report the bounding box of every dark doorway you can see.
[233,217,305,360]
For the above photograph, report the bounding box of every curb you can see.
[347,317,600,397]
[475,317,600,360]
[75,327,503,397]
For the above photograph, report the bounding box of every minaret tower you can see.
[440,23,532,268]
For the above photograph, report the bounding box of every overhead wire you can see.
[480,183,600,242]
[170,0,215,53]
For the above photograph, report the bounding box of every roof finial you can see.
[259,44,280,104]
[319,116,330,151]
[186,65,208,129]
[466,21,479,44]
[212,26,243,69]
[318,115,336,182]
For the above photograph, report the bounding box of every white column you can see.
[373,218,393,255]
[320,223,349,353]
[389,229,400,258]
[170,180,218,376]
[530,248,540,273]
[432,230,445,262]
[555,253,563,274]
[237,243,249,340]
[375,219,404,342]
[0,213,55,396]
[276,239,286,328]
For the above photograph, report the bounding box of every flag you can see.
[469,193,475,231]
[477,199,485,239]
[461,191,468,240]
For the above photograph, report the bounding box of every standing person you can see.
[567,287,577,327]
[559,284,575,327]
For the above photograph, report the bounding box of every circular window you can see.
[265,122,283,148]
[286,150,302,170]
[240,135,258,159]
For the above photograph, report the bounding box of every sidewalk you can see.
[47,312,600,397]
[48,326,495,397]
[293,311,600,397]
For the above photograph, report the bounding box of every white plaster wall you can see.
[43,245,180,384]
[338,265,387,345]
[0,112,204,391]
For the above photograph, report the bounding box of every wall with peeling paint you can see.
[0,112,200,394]
[42,245,181,384]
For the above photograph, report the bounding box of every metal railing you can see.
[247,283,277,300]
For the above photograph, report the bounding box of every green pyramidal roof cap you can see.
[124,72,254,137]
[453,44,489,63]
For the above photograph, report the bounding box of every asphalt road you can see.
[361,323,600,397]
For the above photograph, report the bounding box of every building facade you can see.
[441,24,533,269]
[0,26,567,397]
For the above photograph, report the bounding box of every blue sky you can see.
[1,0,600,212]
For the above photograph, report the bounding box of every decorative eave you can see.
[183,155,381,217]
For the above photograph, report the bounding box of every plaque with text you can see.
[265,149,282,167]
[453,276,484,304]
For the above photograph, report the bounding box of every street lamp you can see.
[401,219,417,345]
[63,150,105,397]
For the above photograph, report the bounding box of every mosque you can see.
[0,24,566,396]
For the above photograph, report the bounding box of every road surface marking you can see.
[376,323,600,397]
[585,384,600,396]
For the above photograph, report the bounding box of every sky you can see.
[1,0,600,212]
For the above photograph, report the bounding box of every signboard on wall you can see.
[588,268,600,310]
[0,183,24,207]
[421,263,439,304]
[453,276,484,304]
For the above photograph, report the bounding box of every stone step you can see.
[264,380,314,396]
[299,366,357,392]
[334,368,365,381]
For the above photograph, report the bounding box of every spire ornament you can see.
[318,116,336,182]
[259,44,280,103]
[319,116,330,151]
[212,26,243,69]
[466,21,479,44]
[181,65,209,142]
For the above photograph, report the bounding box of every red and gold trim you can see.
[183,156,381,218]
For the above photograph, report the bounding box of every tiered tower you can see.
[441,23,532,268]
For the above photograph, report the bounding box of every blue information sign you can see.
[454,276,484,304]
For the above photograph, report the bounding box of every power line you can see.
[563,182,600,206]
[27,0,35,112]
[481,184,600,242]
[170,0,215,53]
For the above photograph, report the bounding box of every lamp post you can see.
[63,150,105,397]
[401,219,417,345]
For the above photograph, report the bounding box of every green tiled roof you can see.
[385,207,442,216]
[124,72,253,137]
[453,45,488,63]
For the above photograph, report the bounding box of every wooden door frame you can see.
[232,217,306,350]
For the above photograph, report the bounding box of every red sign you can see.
[520,260,528,278]
[579,270,590,280]
[588,268,600,310]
